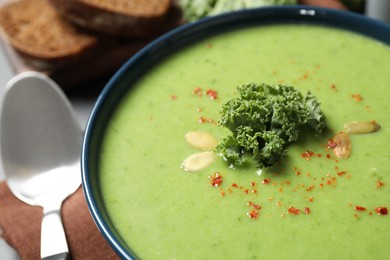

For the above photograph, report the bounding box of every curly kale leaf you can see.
[215,83,326,169]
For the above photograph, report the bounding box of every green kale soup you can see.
[99,24,390,259]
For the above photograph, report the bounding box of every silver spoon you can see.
[1,71,82,260]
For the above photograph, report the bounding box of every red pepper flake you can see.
[351,93,364,102]
[306,185,315,192]
[247,201,262,210]
[301,150,315,160]
[170,95,177,100]
[247,210,259,219]
[206,89,218,100]
[251,189,257,194]
[209,172,223,187]
[193,87,203,96]
[330,84,337,92]
[337,171,347,176]
[308,197,314,202]
[262,178,271,184]
[293,166,301,175]
[198,116,216,125]
[244,189,249,194]
[304,207,311,214]
[232,183,238,188]
[354,206,366,211]
[376,180,385,188]
[327,139,338,149]
[252,204,261,210]
[326,154,331,159]
[287,207,301,215]
[375,207,388,215]
[276,201,282,206]
[251,182,256,187]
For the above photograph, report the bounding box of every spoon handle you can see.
[40,209,70,260]
[42,253,70,260]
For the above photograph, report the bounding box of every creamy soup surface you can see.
[99,24,390,259]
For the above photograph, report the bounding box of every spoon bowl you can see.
[1,71,82,260]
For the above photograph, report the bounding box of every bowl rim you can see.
[81,5,390,259]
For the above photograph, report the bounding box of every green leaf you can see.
[215,83,326,169]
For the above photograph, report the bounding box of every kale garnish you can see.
[215,83,326,169]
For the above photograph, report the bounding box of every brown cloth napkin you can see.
[0,181,119,260]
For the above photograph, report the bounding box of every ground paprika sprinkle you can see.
[198,116,216,125]
[354,206,366,211]
[192,87,203,96]
[288,207,301,215]
[206,89,218,100]
[376,181,385,188]
[352,93,364,102]
[262,178,271,184]
[247,201,261,210]
[209,172,223,187]
[327,139,338,149]
[247,210,259,219]
[375,207,388,215]
[301,150,315,160]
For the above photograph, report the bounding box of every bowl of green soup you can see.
[82,6,390,259]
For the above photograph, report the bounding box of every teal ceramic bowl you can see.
[81,6,390,259]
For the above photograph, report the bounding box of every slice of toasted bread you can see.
[0,0,183,88]
[48,0,172,37]
[0,0,98,70]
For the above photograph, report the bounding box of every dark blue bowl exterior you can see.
[81,6,390,259]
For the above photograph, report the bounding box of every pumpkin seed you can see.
[332,132,352,159]
[185,131,218,150]
[344,121,380,134]
[182,151,216,172]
